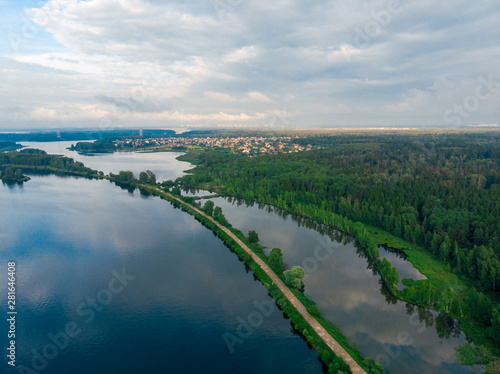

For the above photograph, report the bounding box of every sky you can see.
[0,0,499,131]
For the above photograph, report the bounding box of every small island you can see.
[0,167,30,183]
[0,148,98,183]
[0,141,23,152]
[68,139,116,153]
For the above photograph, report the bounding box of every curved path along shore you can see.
[153,187,366,374]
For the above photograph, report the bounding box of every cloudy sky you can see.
[0,0,499,130]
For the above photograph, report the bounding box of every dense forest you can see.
[0,141,23,152]
[69,139,116,153]
[177,131,500,352]
[0,129,174,142]
[0,149,97,178]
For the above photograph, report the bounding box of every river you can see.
[205,198,474,374]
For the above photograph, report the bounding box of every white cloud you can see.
[247,91,272,102]
[204,91,237,103]
[204,90,271,103]
[386,89,434,113]
[224,46,257,63]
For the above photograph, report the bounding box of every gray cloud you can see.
[4,106,28,114]
[95,94,172,113]
[0,0,498,129]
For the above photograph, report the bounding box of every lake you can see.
[0,157,324,373]
[1,143,478,373]
[20,141,189,182]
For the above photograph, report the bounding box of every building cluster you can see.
[114,136,316,156]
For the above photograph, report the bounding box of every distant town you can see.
[114,135,318,156]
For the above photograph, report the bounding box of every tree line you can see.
[0,149,97,178]
[176,131,500,349]
[0,141,23,152]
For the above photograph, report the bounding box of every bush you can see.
[202,200,215,216]
[365,357,384,374]
[307,304,322,318]
[268,247,285,273]
[320,350,333,364]
[455,342,492,365]
[329,355,352,374]
[284,266,305,290]
[248,230,259,244]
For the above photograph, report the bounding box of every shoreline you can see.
[139,183,370,374]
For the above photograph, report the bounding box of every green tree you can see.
[490,308,500,347]
[116,170,135,183]
[307,304,322,318]
[248,230,259,244]
[284,266,305,290]
[320,350,332,365]
[213,206,223,218]
[3,167,14,180]
[202,200,215,216]
[146,170,156,185]
[328,355,350,373]
[380,258,400,293]
[161,180,175,188]
[139,170,157,185]
[268,248,285,273]
[139,171,149,184]
[365,357,384,374]
[439,235,452,261]
[215,213,230,227]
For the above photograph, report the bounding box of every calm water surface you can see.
[209,198,476,374]
[379,246,427,290]
[20,141,189,182]
[1,178,324,372]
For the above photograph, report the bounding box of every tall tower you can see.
[139,128,144,137]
